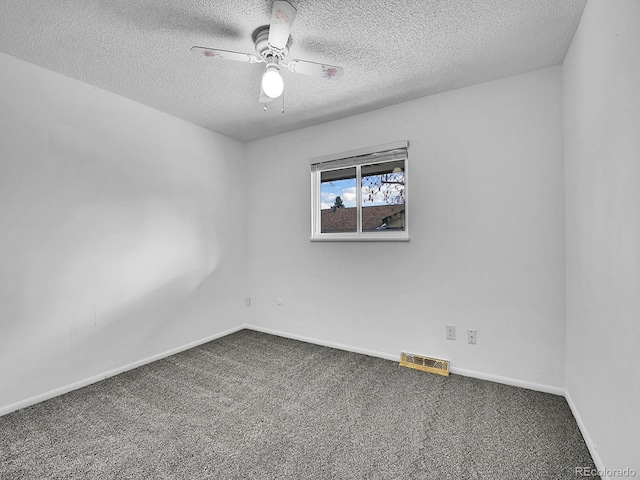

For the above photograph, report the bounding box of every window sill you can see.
[310,233,410,242]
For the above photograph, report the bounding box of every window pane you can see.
[321,167,357,233]
[361,160,405,231]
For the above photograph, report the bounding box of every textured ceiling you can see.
[0,0,586,142]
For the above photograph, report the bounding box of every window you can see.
[311,141,409,241]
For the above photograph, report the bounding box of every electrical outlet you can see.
[245,297,251,307]
[446,325,456,340]
[467,329,477,345]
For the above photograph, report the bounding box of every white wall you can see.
[563,0,640,474]
[245,66,566,391]
[0,53,247,412]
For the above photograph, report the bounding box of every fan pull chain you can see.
[261,91,285,113]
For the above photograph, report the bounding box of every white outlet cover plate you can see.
[446,325,456,340]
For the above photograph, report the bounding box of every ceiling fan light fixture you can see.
[262,64,284,99]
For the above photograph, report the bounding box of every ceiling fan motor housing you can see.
[253,26,288,60]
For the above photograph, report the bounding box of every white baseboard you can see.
[245,324,401,362]
[450,366,565,396]
[0,325,244,417]
[244,325,564,396]
[565,389,608,479]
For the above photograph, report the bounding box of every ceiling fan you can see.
[191,0,344,106]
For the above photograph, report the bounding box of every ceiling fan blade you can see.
[283,60,344,80]
[191,46,262,63]
[268,0,297,51]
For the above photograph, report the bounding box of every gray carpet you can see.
[1,329,598,479]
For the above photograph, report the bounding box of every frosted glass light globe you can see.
[262,68,284,99]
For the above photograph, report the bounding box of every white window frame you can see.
[310,141,409,242]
